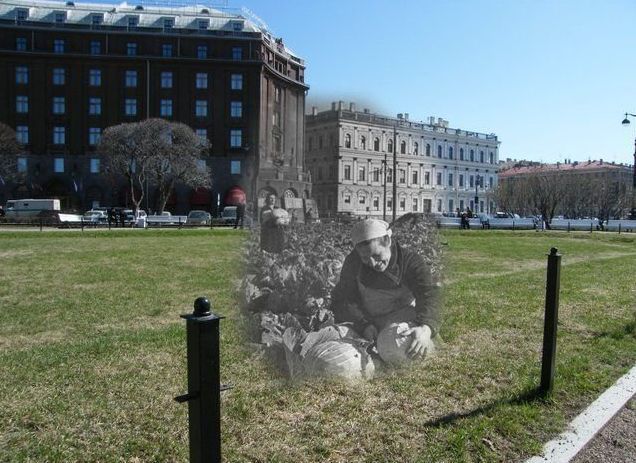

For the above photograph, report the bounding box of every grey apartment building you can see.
[305,102,500,219]
[0,0,310,213]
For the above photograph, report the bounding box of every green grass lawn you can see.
[0,228,634,462]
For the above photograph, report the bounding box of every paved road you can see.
[571,395,636,463]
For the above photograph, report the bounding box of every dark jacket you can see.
[331,240,440,336]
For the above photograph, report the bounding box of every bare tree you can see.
[98,119,211,215]
[144,119,211,214]
[590,172,630,221]
[0,122,23,185]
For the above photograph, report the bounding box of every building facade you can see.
[0,0,310,214]
[305,102,500,219]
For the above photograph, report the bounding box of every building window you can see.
[163,18,174,30]
[436,172,442,186]
[55,12,66,23]
[198,20,208,30]
[92,14,103,26]
[272,112,281,127]
[195,72,208,89]
[399,198,406,211]
[413,142,419,155]
[344,165,351,180]
[460,148,464,161]
[426,143,431,156]
[387,139,393,153]
[15,66,28,84]
[17,157,28,173]
[125,98,137,116]
[90,158,100,173]
[400,141,406,154]
[358,195,366,205]
[489,176,494,188]
[490,152,494,164]
[89,97,101,115]
[232,47,242,60]
[413,198,418,212]
[54,157,65,173]
[16,96,28,113]
[89,69,101,86]
[344,194,351,205]
[53,39,65,53]
[399,169,406,184]
[448,173,453,187]
[424,172,430,185]
[344,134,351,148]
[459,174,464,187]
[437,199,442,212]
[197,45,208,59]
[437,145,442,158]
[374,137,380,151]
[230,160,241,174]
[128,16,138,28]
[387,198,393,210]
[127,42,137,56]
[373,167,380,182]
[125,70,137,87]
[387,168,393,183]
[230,129,242,147]
[231,73,243,90]
[162,44,173,57]
[53,127,66,145]
[469,175,474,188]
[195,128,207,141]
[16,126,29,145]
[195,100,208,117]
[230,101,242,118]
[16,37,27,51]
[52,97,65,115]
[90,40,101,55]
[52,68,65,85]
[449,146,453,160]
[480,151,485,163]
[360,136,366,150]
[275,87,281,103]
[160,99,173,117]
[161,71,173,88]
[16,8,29,21]
[358,167,365,181]
[470,149,474,162]
[88,127,101,145]
[412,170,418,184]
[449,199,454,213]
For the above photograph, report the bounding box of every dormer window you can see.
[231,21,243,31]
[91,14,103,25]
[128,16,139,28]
[198,19,208,30]
[163,18,174,30]
[54,11,66,23]
[16,8,29,21]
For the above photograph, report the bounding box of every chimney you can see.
[311,106,317,116]
[349,102,356,112]
[600,158,603,165]
[437,117,444,125]
[404,113,409,121]
[363,108,370,114]
[397,113,403,119]
[331,102,336,111]
[338,100,344,110]
[556,162,560,169]
[428,116,435,125]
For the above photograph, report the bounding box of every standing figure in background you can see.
[235,202,246,229]
[260,193,288,253]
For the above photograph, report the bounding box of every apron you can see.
[356,272,417,331]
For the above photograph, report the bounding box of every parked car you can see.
[187,210,211,225]
[220,206,238,225]
[83,210,107,223]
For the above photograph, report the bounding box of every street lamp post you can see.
[474,174,481,213]
[392,125,397,223]
[621,113,636,219]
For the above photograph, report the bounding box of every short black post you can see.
[619,223,622,234]
[39,217,43,232]
[512,220,515,231]
[540,247,561,396]
[590,221,593,233]
[81,217,84,232]
[179,217,183,229]
[567,222,570,233]
[175,297,225,463]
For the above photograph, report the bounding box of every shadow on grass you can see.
[424,387,553,427]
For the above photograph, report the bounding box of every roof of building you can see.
[499,160,632,177]
[0,0,304,62]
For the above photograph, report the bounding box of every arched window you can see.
[437,145,442,158]
[360,136,366,150]
[470,149,474,162]
[373,137,380,151]
[400,141,406,154]
[448,146,453,159]
[480,151,484,163]
[489,152,494,164]
[387,139,393,153]
[460,148,464,161]
[345,133,351,148]
[426,144,431,156]
[413,142,419,155]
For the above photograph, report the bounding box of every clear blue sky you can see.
[96,0,636,165]
[234,0,636,165]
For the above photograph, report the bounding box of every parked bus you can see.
[4,199,61,218]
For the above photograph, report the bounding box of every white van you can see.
[5,199,61,218]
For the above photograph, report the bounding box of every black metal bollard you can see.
[175,297,228,463]
[39,217,43,232]
[567,222,570,233]
[540,248,561,396]
[619,223,622,234]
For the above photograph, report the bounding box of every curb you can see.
[525,364,636,463]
